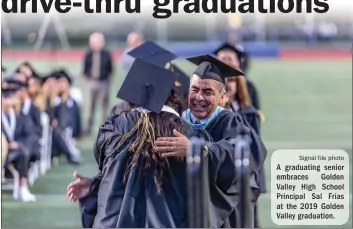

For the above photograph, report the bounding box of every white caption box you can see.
[271,150,350,225]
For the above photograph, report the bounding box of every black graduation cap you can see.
[1,88,15,98]
[4,78,28,89]
[56,69,73,85]
[127,41,177,68]
[213,42,249,73]
[169,64,190,95]
[186,54,244,84]
[117,58,179,113]
[42,71,58,83]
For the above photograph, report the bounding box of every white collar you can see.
[190,113,209,124]
[2,108,16,141]
[132,105,180,117]
[53,96,61,106]
[22,98,32,115]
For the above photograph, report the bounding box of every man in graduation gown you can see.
[154,54,267,227]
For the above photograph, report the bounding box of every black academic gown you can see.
[239,106,260,135]
[2,112,33,175]
[80,109,266,228]
[22,100,42,161]
[45,98,56,122]
[239,107,266,195]
[89,111,212,228]
[201,109,266,228]
[51,97,79,162]
[26,102,42,137]
[246,81,260,111]
[71,100,82,138]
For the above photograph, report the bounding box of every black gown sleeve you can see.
[72,101,82,138]
[205,111,266,196]
[80,113,125,228]
[16,115,35,148]
[240,107,261,135]
[30,105,43,137]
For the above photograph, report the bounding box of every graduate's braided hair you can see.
[119,89,184,193]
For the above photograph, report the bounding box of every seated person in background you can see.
[28,74,47,112]
[41,72,60,125]
[1,89,36,202]
[6,79,42,162]
[50,70,81,165]
[17,61,39,79]
[56,69,82,139]
[13,69,29,84]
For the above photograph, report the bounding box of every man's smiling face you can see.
[188,74,225,120]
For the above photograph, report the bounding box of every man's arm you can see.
[83,51,91,80]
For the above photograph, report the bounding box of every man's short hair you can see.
[190,75,225,94]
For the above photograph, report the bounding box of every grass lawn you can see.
[1,59,352,228]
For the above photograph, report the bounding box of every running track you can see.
[1,49,351,61]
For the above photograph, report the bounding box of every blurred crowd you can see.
[1,63,82,202]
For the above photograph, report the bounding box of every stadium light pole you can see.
[1,14,13,46]
[34,10,71,51]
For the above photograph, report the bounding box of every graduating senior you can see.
[1,89,36,202]
[73,58,212,228]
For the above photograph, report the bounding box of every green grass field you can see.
[1,59,352,228]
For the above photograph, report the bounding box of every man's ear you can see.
[220,91,226,101]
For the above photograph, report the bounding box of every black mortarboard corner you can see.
[186,54,244,84]
[4,78,28,90]
[127,41,177,68]
[1,88,15,98]
[117,58,179,113]
[169,64,190,95]
[56,69,73,85]
[213,42,249,73]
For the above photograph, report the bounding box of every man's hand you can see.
[9,141,19,150]
[67,171,92,202]
[154,129,190,158]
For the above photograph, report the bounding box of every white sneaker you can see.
[18,186,36,202]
